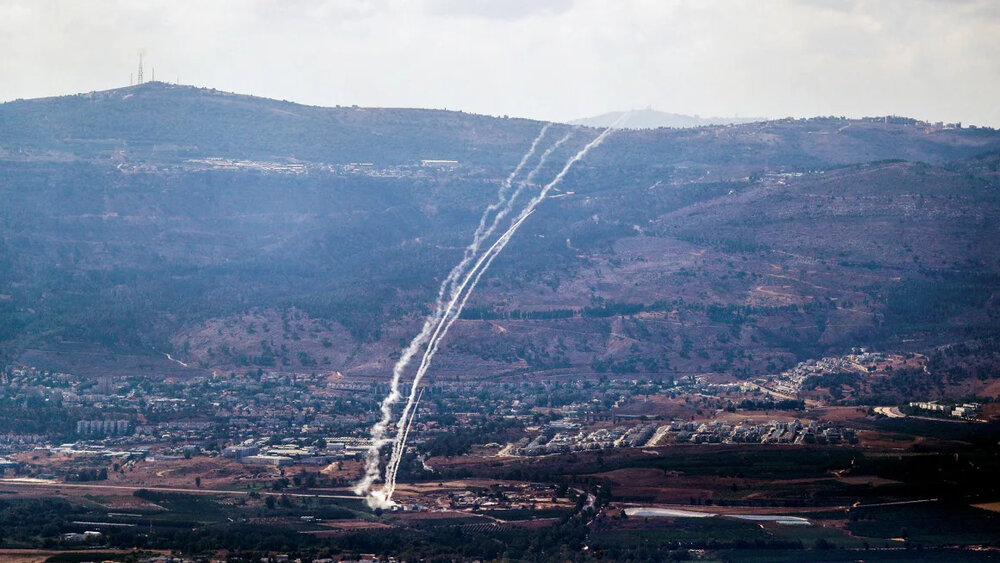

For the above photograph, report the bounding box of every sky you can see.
[1,0,999,126]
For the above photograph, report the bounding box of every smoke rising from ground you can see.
[353,124,552,499]
[357,117,623,508]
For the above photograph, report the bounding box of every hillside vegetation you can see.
[1,83,999,390]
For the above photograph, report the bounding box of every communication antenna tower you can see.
[137,49,146,85]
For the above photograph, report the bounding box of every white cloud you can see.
[0,0,997,126]
[421,0,575,20]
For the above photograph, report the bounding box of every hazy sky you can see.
[2,0,998,126]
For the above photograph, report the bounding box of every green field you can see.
[715,548,1000,562]
[590,517,774,547]
[621,447,858,479]
[848,502,1000,546]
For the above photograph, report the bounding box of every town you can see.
[0,353,944,481]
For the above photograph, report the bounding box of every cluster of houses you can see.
[511,422,660,456]
[221,437,369,467]
[766,350,888,396]
[76,419,130,436]
[908,401,982,419]
[671,419,856,445]
[510,418,858,456]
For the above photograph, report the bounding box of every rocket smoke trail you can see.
[384,387,424,490]
[379,132,574,493]
[380,132,574,488]
[368,210,536,508]
[353,124,551,497]
[480,131,574,249]
[380,210,536,497]
[379,121,623,503]
[397,387,424,471]
[469,123,552,259]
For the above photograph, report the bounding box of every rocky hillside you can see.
[1,83,999,395]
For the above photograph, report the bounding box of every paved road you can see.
[851,498,938,509]
[0,478,359,500]
[874,406,906,418]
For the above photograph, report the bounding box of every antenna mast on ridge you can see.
[137,49,145,85]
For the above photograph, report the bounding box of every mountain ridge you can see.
[0,81,548,166]
[1,84,998,402]
[570,108,767,129]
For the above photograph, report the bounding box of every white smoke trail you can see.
[364,212,533,508]
[353,124,551,497]
[383,387,424,490]
[384,210,532,500]
[378,210,537,500]
[402,387,424,452]
[476,131,574,254]
[380,131,575,488]
[380,121,623,502]
[379,131,573,491]
[468,123,552,257]
[381,210,536,494]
